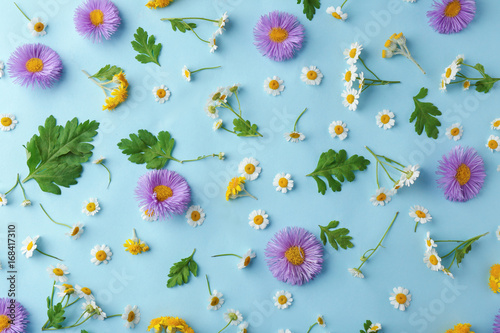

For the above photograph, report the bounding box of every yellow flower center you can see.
[191,211,200,222]
[1,117,12,127]
[494,120,500,128]
[463,81,470,89]
[127,243,142,255]
[95,250,107,261]
[396,293,407,304]
[444,0,461,17]
[380,114,390,124]
[86,202,96,212]
[269,79,280,90]
[210,297,220,306]
[34,22,45,32]
[346,94,355,104]
[332,12,342,19]
[489,139,499,150]
[307,70,318,80]
[349,48,357,58]
[290,132,300,139]
[27,241,34,251]
[334,125,344,135]
[81,287,92,295]
[253,215,264,225]
[89,9,104,26]
[415,210,426,218]
[245,163,256,174]
[220,94,226,101]
[426,239,432,247]
[127,311,135,322]
[277,295,288,305]
[317,317,324,325]
[268,27,289,43]
[376,193,387,201]
[156,88,166,98]
[429,254,439,266]
[0,315,11,331]
[455,163,471,186]
[154,185,173,201]
[71,227,80,236]
[278,177,288,188]
[344,71,352,82]
[25,58,44,73]
[445,68,452,78]
[243,256,251,267]
[450,127,460,136]
[184,70,190,78]
[53,268,64,276]
[285,246,305,266]
[491,264,500,279]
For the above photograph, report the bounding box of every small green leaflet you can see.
[318,221,354,251]
[306,149,370,195]
[233,118,260,137]
[45,300,66,329]
[166,19,197,33]
[297,0,321,20]
[359,320,373,333]
[89,64,123,81]
[167,249,198,288]
[473,63,500,93]
[81,331,89,333]
[24,116,99,195]
[117,129,176,169]
[409,87,442,139]
[131,27,162,66]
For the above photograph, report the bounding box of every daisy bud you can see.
[219,152,225,160]
[212,92,221,101]
[229,84,240,93]
[382,50,393,59]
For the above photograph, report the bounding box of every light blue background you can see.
[0,0,499,332]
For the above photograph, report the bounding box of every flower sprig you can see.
[284,108,307,143]
[440,55,500,93]
[306,315,326,332]
[349,212,399,279]
[123,229,149,255]
[182,65,221,82]
[443,323,474,333]
[225,177,257,201]
[40,204,84,240]
[21,235,63,261]
[213,249,256,269]
[147,315,195,332]
[382,32,425,74]
[93,156,111,188]
[82,65,128,111]
[326,0,350,21]
[0,173,31,207]
[360,320,382,333]
[14,2,47,37]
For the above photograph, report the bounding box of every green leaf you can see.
[81,330,89,333]
[117,129,176,169]
[89,64,123,81]
[361,319,372,332]
[318,221,354,251]
[233,118,260,137]
[297,0,321,20]
[473,63,486,76]
[131,27,162,66]
[167,19,197,33]
[409,87,442,139]
[475,75,499,94]
[167,249,198,288]
[24,116,99,194]
[306,149,370,195]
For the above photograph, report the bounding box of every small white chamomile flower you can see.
[400,165,420,186]
[316,315,326,327]
[389,286,411,311]
[208,290,224,310]
[445,123,463,141]
[264,76,285,96]
[370,188,393,206]
[273,173,294,193]
[344,42,363,65]
[152,85,170,103]
[21,235,39,258]
[209,34,218,53]
[213,119,223,131]
[248,209,269,230]
[141,207,158,222]
[348,268,364,279]
[28,17,47,37]
[329,120,349,140]
[238,250,256,269]
[66,223,84,240]
[214,12,229,35]
[442,62,459,84]
[284,131,305,143]
[300,66,323,85]
[223,309,243,326]
[342,65,358,88]
[273,290,293,309]
[368,323,382,332]
[0,114,18,131]
[423,249,442,271]
[376,110,395,130]
[491,118,500,130]
[186,205,205,227]
[341,88,360,111]
[238,322,249,333]
[75,284,95,301]
[326,6,347,20]
[486,135,500,152]
[82,198,100,216]
[425,231,437,251]
[122,305,141,329]
[409,205,432,224]
[90,244,112,265]
[47,263,69,283]
[238,157,261,181]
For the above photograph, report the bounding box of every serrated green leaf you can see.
[89,64,123,81]
[307,149,370,195]
[24,116,99,195]
[473,63,485,76]
[189,260,198,276]
[233,118,260,137]
[318,221,354,251]
[131,27,162,66]
[297,0,321,20]
[475,75,499,94]
[409,87,442,139]
[82,330,89,333]
[166,249,198,288]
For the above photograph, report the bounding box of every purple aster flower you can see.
[0,298,29,333]
[74,0,121,42]
[135,169,191,220]
[253,11,305,62]
[427,0,476,34]
[494,309,500,333]
[265,227,323,285]
[436,146,485,202]
[7,43,62,89]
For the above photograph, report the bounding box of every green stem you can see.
[405,55,426,74]
[191,66,221,74]
[100,163,112,188]
[36,248,63,261]
[14,2,31,21]
[235,92,242,116]
[242,188,257,200]
[5,174,20,195]
[50,281,55,308]
[218,320,232,333]
[18,176,28,200]
[365,146,399,182]
[162,17,219,23]
[63,298,80,309]
[186,23,209,43]
[434,240,462,243]
[293,108,307,132]
[221,101,263,137]
[212,253,242,259]
[359,57,380,80]
[414,221,419,233]
[40,204,71,228]
[106,314,122,319]
[340,0,349,8]
[221,126,237,134]
[82,70,108,97]
[306,322,318,333]
[206,275,212,295]
[375,162,380,189]
[172,153,223,164]
[379,161,397,183]
[43,310,96,330]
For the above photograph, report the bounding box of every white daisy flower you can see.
[442,62,459,84]
[344,42,363,65]
[215,12,229,35]
[93,156,105,164]
[409,205,432,224]
[368,323,382,332]
[348,268,364,279]
[122,305,141,329]
[341,88,360,111]
[204,100,220,119]
[140,207,158,222]
[300,66,323,85]
[284,131,305,143]
[82,198,100,216]
[66,223,84,240]
[21,200,31,207]
[425,232,437,251]
[213,119,223,131]
[445,123,463,141]
[439,78,447,92]
[182,66,191,82]
[264,76,285,96]
[209,34,218,53]
[423,249,443,271]
[376,110,395,130]
[316,315,326,327]
[47,264,69,283]
[400,165,420,186]
[238,157,261,181]
[273,172,294,193]
[370,188,393,206]
[497,226,500,240]
[491,118,500,130]
[463,80,471,90]
[248,209,269,230]
[75,284,95,301]
[278,330,292,333]
[342,65,358,88]
[152,85,170,103]
[0,193,6,206]
[208,290,224,310]
[90,244,112,265]
[326,6,347,20]
[329,120,349,140]
[392,179,405,194]
[442,268,454,279]
[273,290,293,309]
[486,135,500,152]
[454,54,465,65]
[357,71,365,90]
[21,235,39,258]
[0,114,18,131]
[82,300,106,320]
[214,86,232,102]
[238,322,249,333]
[28,17,47,37]
[54,284,76,298]
[389,286,411,311]
[238,250,256,269]
[186,205,205,227]
[224,309,243,325]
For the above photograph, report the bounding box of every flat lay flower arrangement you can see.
[0,0,499,332]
